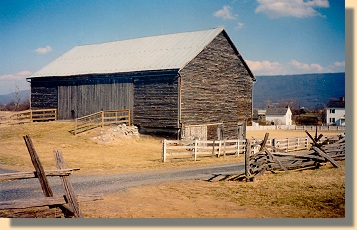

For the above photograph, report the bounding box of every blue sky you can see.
[0,0,345,94]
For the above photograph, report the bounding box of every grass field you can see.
[0,121,343,174]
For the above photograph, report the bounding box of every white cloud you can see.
[213,5,237,20]
[34,45,53,54]
[255,0,330,19]
[288,60,324,72]
[0,71,32,94]
[334,61,345,67]
[246,59,343,75]
[235,21,245,30]
[246,60,284,75]
[0,71,33,81]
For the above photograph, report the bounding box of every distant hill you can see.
[0,73,346,110]
[0,90,30,104]
[253,72,345,109]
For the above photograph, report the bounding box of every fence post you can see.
[30,110,33,123]
[296,137,299,150]
[101,111,104,128]
[245,139,251,181]
[74,119,78,135]
[162,139,167,162]
[127,110,131,126]
[237,139,240,156]
[218,140,222,158]
[194,139,198,161]
[305,137,309,150]
[272,138,276,151]
[212,140,215,158]
[286,138,289,153]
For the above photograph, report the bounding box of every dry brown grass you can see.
[0,122,245,174]
[80,161,345,218]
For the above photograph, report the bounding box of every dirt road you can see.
[0,162,244,201]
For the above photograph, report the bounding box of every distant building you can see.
[265,106,292,125]
[326,97,345,126]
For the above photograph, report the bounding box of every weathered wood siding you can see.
[133,75,179,128]
[179,32,253,139]
[30,76,134,120]
[57,77,133,120]
[30,80,58,109]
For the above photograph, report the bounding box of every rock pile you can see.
[93,124,139,143]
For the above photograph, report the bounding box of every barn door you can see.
[184,125,207,141]
[58,85,78,120]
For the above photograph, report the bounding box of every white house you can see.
[326,98,345,126]
[265,106,292,125]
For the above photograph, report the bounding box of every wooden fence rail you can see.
[0,108,57,125]
[73,109,130,135]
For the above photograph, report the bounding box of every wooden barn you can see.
[28,27,255,139]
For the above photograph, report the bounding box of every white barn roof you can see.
[30,27,228,78]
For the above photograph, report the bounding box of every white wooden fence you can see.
[162,139,246,162]
[247,125,345,131]
[162,137,311,162]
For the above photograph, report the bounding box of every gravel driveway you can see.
[0,163,244,201]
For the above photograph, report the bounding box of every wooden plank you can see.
[259,133,269,151]
[245,139,251,179]
[166,152,192,157]
[312,146,341,168]
[0,168,80,181]
[23,135,53,197]
[0,194,103,210]
[54,150,84,218]
[165,145,194,150]
[264,148,289,173]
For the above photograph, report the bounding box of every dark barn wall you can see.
[30,80,58,109]
[179,32,253,139]
[133,75,179,129]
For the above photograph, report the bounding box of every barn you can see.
[27,27,255,139]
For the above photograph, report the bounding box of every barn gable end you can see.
[179,31,254,139]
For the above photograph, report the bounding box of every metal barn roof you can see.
[30,27,227,78]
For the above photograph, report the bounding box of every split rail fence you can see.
[0,135,102,218]
[0,108,57,125]
[73,109,130,135]
[243,131,345,181]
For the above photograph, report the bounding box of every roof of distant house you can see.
[266,107,290,116]
[327,99,345,108]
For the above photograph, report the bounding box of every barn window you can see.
[330,109,335,113]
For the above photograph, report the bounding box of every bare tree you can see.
[13,85,21,111]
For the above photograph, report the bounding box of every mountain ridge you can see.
[253,72,345,109]
[0,73,346,110]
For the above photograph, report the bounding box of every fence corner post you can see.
[162,139,167,162]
